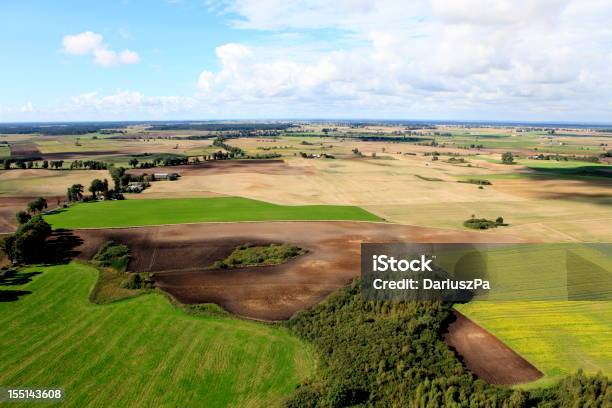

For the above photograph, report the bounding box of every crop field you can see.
[0,169,108,198]
[0,144,9,158]
[457,301,611,386]
[44,197,382,229]
[0,262,315,407]
[452,243,612,384]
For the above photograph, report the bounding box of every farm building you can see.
[153,172,179,181]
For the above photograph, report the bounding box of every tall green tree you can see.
[89,179,105,199]
[27,197,47,214]
[67,184,84,202]
[501,151,515,164]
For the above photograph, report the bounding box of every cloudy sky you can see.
[1,0,611,122]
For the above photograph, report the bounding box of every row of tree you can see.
[69,160,108,170]
[1,159,63,170]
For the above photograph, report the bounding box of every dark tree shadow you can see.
[0,289,32,302]
[0,269,41,286]
[41,229,83,264]
[0,269,38,302]
[44,208,68,216]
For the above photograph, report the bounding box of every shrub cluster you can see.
[120,272,155,289]
[464,216,506,230]
[92,241,130,272]
[213,243,306,269]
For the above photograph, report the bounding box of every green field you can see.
[0,263,315,407]
[44,197,382,229]
[0,144,9,158]
[457,301,611,387]
[454,244,612,386]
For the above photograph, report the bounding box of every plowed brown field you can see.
[444,311,543,384]
[73,221,518,320]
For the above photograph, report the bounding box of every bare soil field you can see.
[73,221,518,320]
[8,142,42,158]
[444,311,543,385]
[41,150,124,160]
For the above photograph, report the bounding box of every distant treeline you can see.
[347,135,431,143]
[0,123,128,135]
[147,123,294,131]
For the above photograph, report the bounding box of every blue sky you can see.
[1,0,611,122]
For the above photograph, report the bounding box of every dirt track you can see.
[443,311,543,384]
[73,221,518,320]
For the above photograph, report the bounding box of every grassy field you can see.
[0,262,315,407]
[44,197,382,229]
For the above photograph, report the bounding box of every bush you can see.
[120,272,155,289]
[212,243,306,269]
[463,216,507,230]
[459,178,492,186]
[92,241,130,271]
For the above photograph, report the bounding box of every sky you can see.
[1,0,611,122]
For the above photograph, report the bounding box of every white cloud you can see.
[6,1,612,121]
[62,31,140,67]
[191,0,612,120]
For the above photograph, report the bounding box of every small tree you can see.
[501,152,515,164]
[129,158,139,168]
[16,211,31,225]
[27,197,47,214]
[496,216,504,225]
[89,179,105,199]
[67,184,84,202]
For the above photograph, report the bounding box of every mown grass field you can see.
[44,197,382,229]
[0,262,315,407]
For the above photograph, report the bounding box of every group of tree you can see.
[2,198,52,264]
[69,160,108,170]
[14,197,48,225]
[284,280,610,407]
[66,184,84,202]
[0,159,65,170]
[67,178,123,202]
[212,137,246,158]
